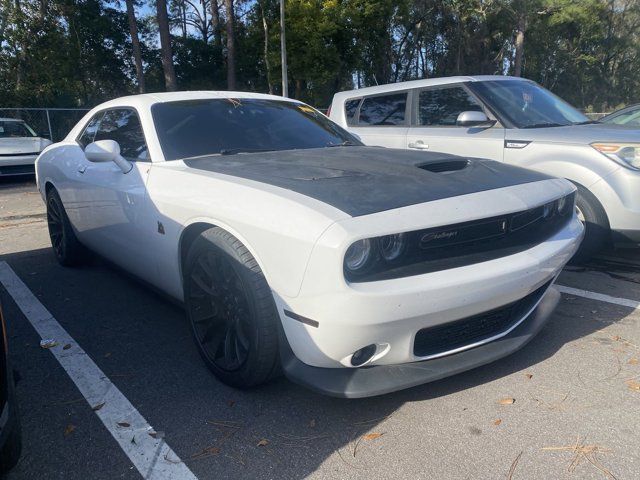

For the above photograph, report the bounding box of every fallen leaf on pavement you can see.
[363,432,383,441]
[257,439,269,447]
[494,419,502,426]
[524,373,533,379]
[63,344,72,350]
[628,358,639,365]
[227,400,235,407]
[149,430,165,439]
[92,402,105,411]
[625,379,640,391]
[309,419,316,428]
[191,446,220,460]
[117,422,131,428]
[499,397,516,405]
[64,424,76,437]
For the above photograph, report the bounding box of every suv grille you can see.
[413,280,551,358]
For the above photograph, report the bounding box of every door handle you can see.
[408,141,429,150]
[78,165,87,174]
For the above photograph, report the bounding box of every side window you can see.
[358,93,407,126]
[417,87,484,126]
[94,109,149,162]
[344,98,361,126]
[77,113,104,149]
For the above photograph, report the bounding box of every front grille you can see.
[349,192,575,282]
[413,280,552,358]
[0,164,35,176]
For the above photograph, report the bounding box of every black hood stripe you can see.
[184,146,551,217]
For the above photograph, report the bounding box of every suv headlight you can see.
[592,143,640,169]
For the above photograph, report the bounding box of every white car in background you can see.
[329,76,640,258]
[36,91,583,397]
[0,118,51,176]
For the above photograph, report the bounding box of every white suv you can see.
[329,75,640,257]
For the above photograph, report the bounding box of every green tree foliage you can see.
[0,0,638,110]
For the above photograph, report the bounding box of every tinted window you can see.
[94,109,149,162]
[469,80,589,128]
[418,87,484,126]
[344,98,360,126]
[151,99,361,161]
[358,93,407,126]
[77,113,104,148]
[0,121,36,138]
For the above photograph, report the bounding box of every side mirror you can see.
[85,140,132,173]
[456,111,496,128]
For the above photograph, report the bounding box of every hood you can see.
[183,146,551,217]
[507,123,640,145]
[0,137,47,154]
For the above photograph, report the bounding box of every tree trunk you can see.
[513,14,526,77]
[156,0,177,91]
[210,0,221,46]
[260,1,273,94]
[126,0,145,93]
[224,0,236,89]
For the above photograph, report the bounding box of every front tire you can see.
[574,185,609,260]
[184,227,279,388]
[46,188,86,266]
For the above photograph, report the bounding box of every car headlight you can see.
[592,143,640,169]
[379,233,406,261]
[344,239,373,274]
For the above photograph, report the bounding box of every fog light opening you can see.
[350,344,377,367]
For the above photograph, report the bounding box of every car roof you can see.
[332,75,528,101]
[92,91,303,111]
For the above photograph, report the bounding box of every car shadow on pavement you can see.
[0,245,636,480]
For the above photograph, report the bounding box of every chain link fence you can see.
[0,108,90,142]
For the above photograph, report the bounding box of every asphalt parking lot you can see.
[1,177,639,480]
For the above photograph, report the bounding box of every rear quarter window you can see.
[344,99,361,126]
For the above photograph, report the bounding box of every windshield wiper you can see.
[521,122,566,129]
[326,140,357,147]
[572,120,600,125]
[219,148,275,155]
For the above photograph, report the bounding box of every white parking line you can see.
[557,284,640,310]
[0,262,198,480]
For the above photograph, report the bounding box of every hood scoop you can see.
[418,159,469,173]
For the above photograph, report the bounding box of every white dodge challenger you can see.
[35,92,584,397]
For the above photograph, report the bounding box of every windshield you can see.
[469,80,589,128]
[0,120,37,138]
[152,98,361,160]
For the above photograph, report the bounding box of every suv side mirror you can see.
[456,111,496,128]
[85,140,132,173]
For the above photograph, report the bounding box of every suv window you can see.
[344,98,360,126]
[94,109,149,162]
[358,93,407,126]
[77,113,104,149]
[417,86,484,126]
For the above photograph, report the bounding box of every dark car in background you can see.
[0,303,21,473]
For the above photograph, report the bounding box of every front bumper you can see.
[0,155,37,176]
[281,287,560,398]
[274,213,583,370]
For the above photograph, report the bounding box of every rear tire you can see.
[0,402,21,473]
[573,185,609,261]
[184,227,280,388]
[46,188,86,266]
